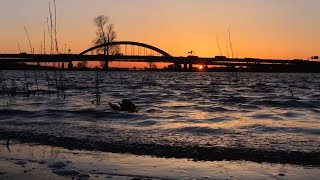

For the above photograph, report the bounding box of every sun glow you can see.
[199,65,203,70]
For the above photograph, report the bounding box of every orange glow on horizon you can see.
[0,0,319,61]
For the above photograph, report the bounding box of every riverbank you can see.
[0,140,319,180]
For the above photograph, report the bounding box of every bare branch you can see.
[216,36,222,56]
[24,26,33,54]
[228,26,234,58]
[93,15,117,56]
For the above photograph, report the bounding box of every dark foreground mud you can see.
[1,130,319,167]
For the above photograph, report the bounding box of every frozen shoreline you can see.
[0,140,319,180]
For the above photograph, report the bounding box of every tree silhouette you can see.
[147,62,157,70]
[93,15,118,68]
[76,61,88,69]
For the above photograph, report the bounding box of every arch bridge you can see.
[80,41,171,56]
[77,41,173,69]
[2,40,313,71]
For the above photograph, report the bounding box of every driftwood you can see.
[109,99,137,112]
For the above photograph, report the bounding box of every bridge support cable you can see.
[79,41,172,57]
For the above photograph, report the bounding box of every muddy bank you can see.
[1,141,320,180]
[1,130,319,167]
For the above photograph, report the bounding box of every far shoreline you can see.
[2,67,320,73]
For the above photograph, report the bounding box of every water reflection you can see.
[1,142,320,180]
[0,71,320,161]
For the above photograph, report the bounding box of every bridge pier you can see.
[184,63,188,70]
[204,64,208,71]
[174,63,182,71]
[189,63,193,70]
[68,61,73,69]
[103,60,109,70]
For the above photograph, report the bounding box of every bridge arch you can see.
[79,41,172,57]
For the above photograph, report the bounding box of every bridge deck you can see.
[0,54,315,65]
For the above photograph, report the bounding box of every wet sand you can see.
[0,140,319,180]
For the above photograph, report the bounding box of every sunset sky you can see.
[1,0,319,61]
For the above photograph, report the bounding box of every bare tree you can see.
[76,61,88,69]
[93,16,118,54]
[147,62,157,70]
[92,15,118,69]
